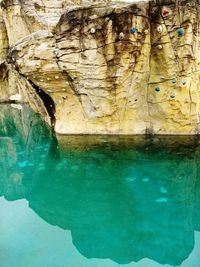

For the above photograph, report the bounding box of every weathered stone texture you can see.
[0,0,200,134]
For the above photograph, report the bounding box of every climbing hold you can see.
[157,44,163,50]
[162,7,171,18]
[119,32,124,40]
[129,62,134,68]
[144,29,148,35]
[90,28,96,34]
[130,27,137,33]
[170,94,176,99]
[157,25,163,33]
[155,87,160,92]
[171,78,176,84]
[169,55,173,59]
[182,80,187,85]
[9,93,21,101]
[177,28,184,37]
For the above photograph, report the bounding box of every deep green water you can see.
[0,105,200,267]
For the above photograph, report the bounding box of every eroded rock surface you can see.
[0,0,200,134]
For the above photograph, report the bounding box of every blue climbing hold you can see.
[177,28,184,37]
[131,27,137,33]
[172,78,176,84]
[155,87,160,92]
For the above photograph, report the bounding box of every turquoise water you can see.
[0,105,200,267]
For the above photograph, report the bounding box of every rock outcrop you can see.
[0,0,200,134]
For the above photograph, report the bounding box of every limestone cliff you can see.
[0,0,200,134]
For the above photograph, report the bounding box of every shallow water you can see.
[0,104,200,267]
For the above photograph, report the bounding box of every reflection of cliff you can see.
[27,147,200,266]
[1,107,200,265]
[0,104,55,200]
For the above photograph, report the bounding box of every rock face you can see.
[0,0,200,134]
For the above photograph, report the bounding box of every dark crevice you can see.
[20,73,56,129]
[7,49,56,129]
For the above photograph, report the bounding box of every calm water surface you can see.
[0,105,200,267]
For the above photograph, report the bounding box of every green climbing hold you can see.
[155,87,160,92]
[172,79,176,84]
[182,80,187,85]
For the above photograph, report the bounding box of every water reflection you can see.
[0,104,200,266]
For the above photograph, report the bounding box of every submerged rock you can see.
[0,0,200,134]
